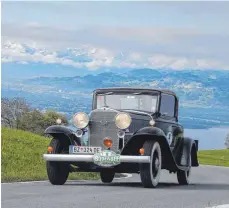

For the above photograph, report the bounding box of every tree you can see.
[18,110,45,135]
[1,98,29,128]
[43,110,68,127]
[1,97,69,135]
[18,109,68,135]
[225,132,229,149]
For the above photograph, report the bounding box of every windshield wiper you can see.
[99,92,113,107]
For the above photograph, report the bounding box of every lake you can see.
[184,127,229,150]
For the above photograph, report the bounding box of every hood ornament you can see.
[100,120,108,126]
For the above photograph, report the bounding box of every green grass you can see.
[1,127,98,182]
[198,149,229,167]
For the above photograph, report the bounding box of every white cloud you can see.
[1,57,13,63]
[2,39,229,70]
[1,22,229,70]
[127,52,142,62]
[19,61,28,65]
[1,41,81,67]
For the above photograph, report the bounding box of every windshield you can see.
[96,93,157,113]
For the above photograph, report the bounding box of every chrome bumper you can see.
[43,154,150,163]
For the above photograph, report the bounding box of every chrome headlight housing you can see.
[73,112,89,129]
[115,112,132,130]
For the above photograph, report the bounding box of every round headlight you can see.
[115,113,132,130]
[73,112,89,129]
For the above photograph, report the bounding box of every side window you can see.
[160,94,175,117]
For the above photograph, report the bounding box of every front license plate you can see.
[69,145,101,154]
[93,150,121,167]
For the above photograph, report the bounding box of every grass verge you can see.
[1,127,98,182]
[198,149,229,167]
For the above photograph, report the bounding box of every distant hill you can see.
[2,68,229,129]
[24,68,229,109]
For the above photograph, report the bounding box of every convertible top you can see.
[94,87,177,98]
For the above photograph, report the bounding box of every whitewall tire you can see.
[140,140,162,188]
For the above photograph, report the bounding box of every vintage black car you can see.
[43,87,199,188]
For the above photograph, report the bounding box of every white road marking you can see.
[114,173,132,180]
[206,204,229,208]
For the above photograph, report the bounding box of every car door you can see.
[155,93,183,148]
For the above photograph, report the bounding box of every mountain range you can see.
[2,68,229,130]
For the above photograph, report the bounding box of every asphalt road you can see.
[2,165,229,208]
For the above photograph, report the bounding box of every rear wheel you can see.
[100,169,115,183]
[46,138,69,185]
[140,140,162,188]
[177,155,192,185]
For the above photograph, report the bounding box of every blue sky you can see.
[2,1,229,70]
[2,2,229,30]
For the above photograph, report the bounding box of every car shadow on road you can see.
[65,181,229,190]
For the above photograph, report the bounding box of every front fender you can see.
[45,125,74,135]
[122,127,177,171]
[44,125,80,145]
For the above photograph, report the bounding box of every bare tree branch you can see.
[1,97,29,128]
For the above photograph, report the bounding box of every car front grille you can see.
[88,109,119,153]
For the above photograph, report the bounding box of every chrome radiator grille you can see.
[88,109,119,152]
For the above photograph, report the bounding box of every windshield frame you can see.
[92,90,160,114]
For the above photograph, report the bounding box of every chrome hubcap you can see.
[152,151,160,178]
[155,158,160,170]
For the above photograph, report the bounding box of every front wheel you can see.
[100,169,115,183]
[46,138,69,185]
[140,140,162,188]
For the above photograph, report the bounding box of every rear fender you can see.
[190,138,199,166]
[44,125,81,146]
[121,127,177,171]
[175,137,199,167]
